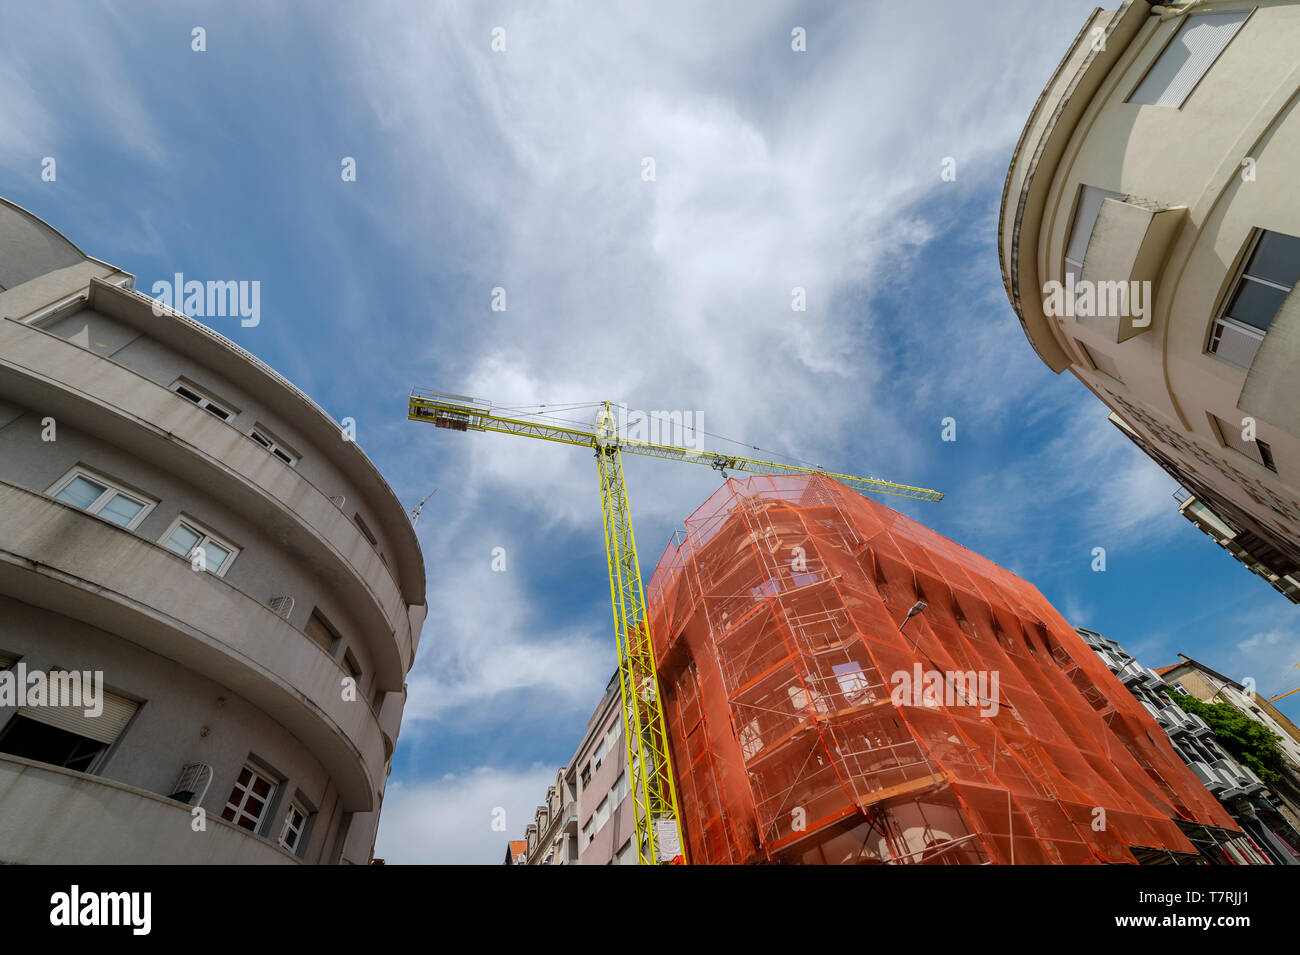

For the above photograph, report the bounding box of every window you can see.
[47,468,154,530]
[593,739,606,768]
[594,796,610,832]
[278,799,310,853]
[1209,229,1300,367]
[832,662,871,705]
[353,513,378,546]
[1064,186,1123,285]
[343,649,362,682]
[171,379,236,422]
[1078,342,1124,383]
[1213,414,1278,473]
[739,718,763,761]
[304,610,340,654]
[0,678,138,774]
[611,771,630,806]
[0,716,107,772]
[1128,11,1250,108]
[580,762,592,787]
[160,515,238,576]
[249,425,298,466]
[222,762,277,833]
[582,817,594,848]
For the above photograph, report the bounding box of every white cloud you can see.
[401,516,611,725]
[374,763,557,864]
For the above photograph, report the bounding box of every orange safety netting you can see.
[645,475,1244,865]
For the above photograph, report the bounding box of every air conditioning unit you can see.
[168,762,214,805]
[268,595,295,618]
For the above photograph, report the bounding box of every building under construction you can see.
[646,475,1259,864]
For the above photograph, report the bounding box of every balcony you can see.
[1076,196,1186,344]
[0,311,415,681]
[0,480,386,809]
[1188,760,1229,795]
[0,754,299,864]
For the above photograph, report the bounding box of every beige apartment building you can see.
[0,197,427,863]
[1000,0,1300,600]
[509,672,637,865]
[1157,655,1300,772]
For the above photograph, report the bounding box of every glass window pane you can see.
[204,541,232,570]
[204,404,230,421]
[55,476,106,510]
[164,524,202,556]
[99,493,145,527]
[1226,280,1286,331]
[1246,231,1300,289]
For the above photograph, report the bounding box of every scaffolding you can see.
[646,475,1250,864]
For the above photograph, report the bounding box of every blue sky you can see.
[4,0,1298,863]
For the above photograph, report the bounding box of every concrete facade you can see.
[1158,654,1300,771]
[999,0,1300,600]
[0,197,426,864]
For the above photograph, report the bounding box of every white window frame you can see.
[1064,185,1123,285]
[611,771,629,806]
[278,798,309,853]
[222,762,277,834]
[170,378,237,422]
[45,466,156,531]
[1208,229,1300,368]
[158,514,240,576]
[249,424,299,467]
[1211,414,1277,474]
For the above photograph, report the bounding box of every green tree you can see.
[1169,692,1290,787]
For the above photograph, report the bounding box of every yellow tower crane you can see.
[1268,664,1300,703]
[408,388,944,864]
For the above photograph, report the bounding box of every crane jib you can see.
[407,389,944,864]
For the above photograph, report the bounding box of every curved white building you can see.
[1000,0,1300,600]
[0,197,426,864]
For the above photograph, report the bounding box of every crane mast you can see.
[408,389,943,864]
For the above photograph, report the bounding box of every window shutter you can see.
[20,688,138,745]
[1128,11,1249,108]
